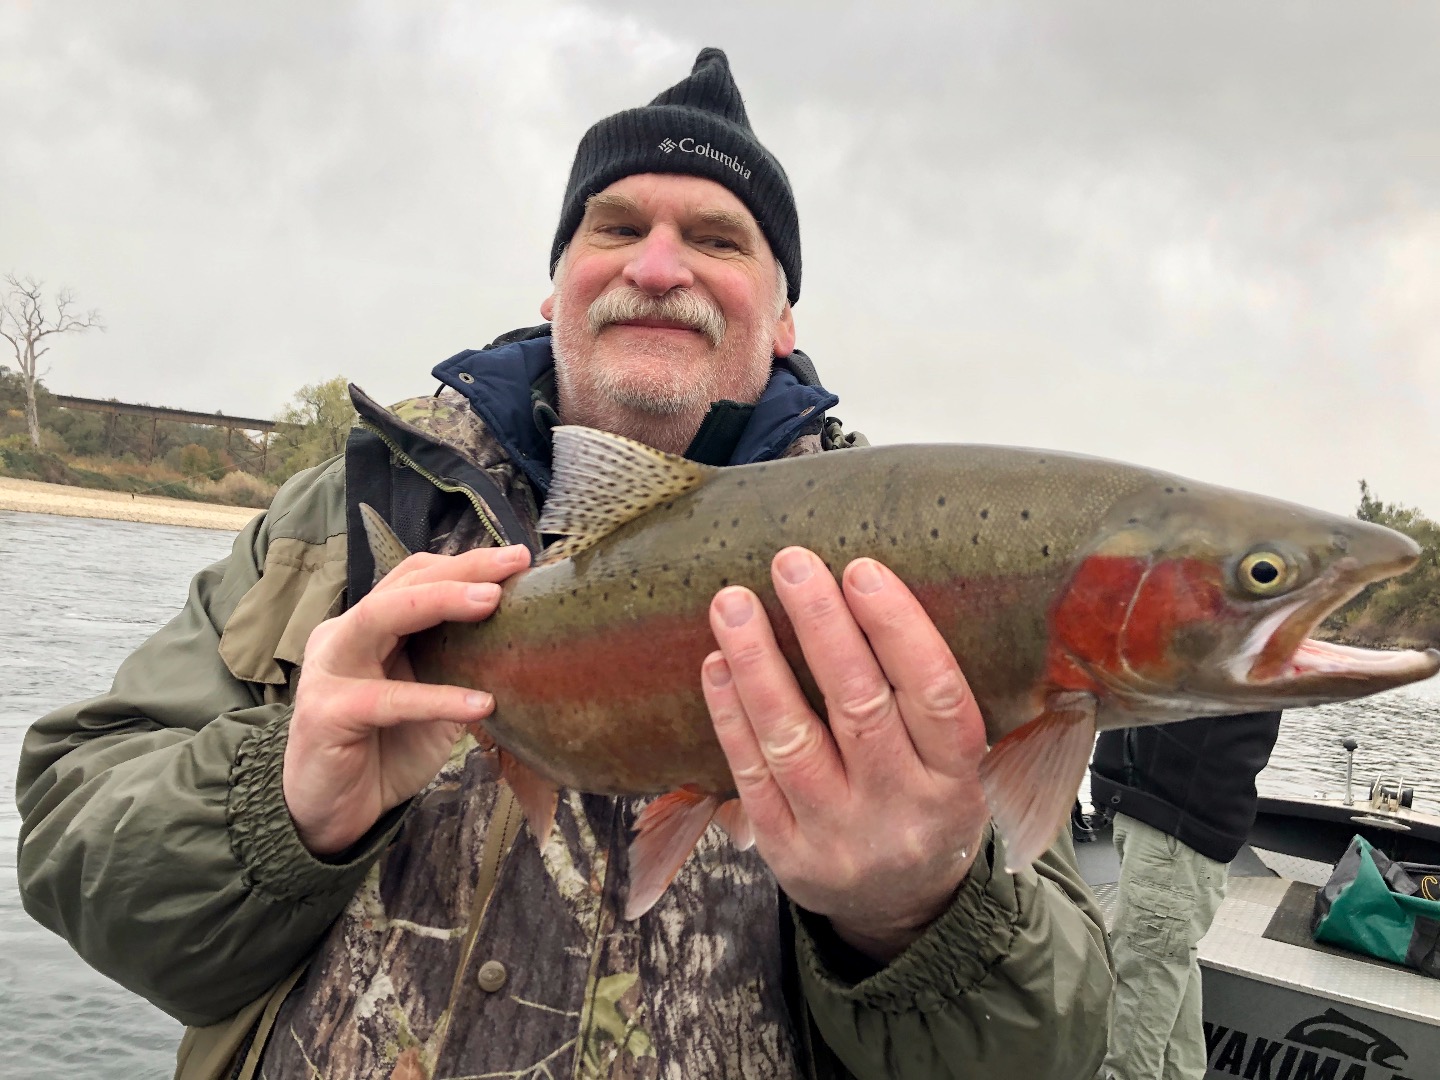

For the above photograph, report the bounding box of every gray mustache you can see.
[586,288,726,348]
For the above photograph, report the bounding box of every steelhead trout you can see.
[367,426,1440,918]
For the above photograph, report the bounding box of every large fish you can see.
[366,426,1439,918]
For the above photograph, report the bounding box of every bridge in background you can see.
[51,394,300,469]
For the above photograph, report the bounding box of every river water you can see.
[2,508,1439,1078]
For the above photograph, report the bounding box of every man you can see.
[1090,713,1283,1080]
[17,49,1112,1079]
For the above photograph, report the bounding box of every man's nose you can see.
[623,228,695,296]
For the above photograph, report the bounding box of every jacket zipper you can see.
[357,418,508,548]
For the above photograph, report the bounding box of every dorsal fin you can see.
[536,426,717,565]
[359,502,412,582]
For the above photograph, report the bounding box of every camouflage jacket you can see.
[17,336,1113,1080]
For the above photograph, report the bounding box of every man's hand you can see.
[702,546,989,963]
[284,544,532,856]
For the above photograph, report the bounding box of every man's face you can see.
[541,173,795,454]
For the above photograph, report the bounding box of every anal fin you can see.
[626,787,723,919]
[977,693,1097,872]
[498,749,560,851]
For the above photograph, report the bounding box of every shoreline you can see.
[0,476,263,532]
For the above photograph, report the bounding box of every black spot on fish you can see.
[980,509,989,520]
[647,586,654,597]
[737,479,747,488]
[683,575,691,587]
[1042,544,1051,557]
[1165,487,1174,494]
[661,563,670,572]
[889,537,898,547]
[663,501,672,511]
[746,552,754,561]
[1127,517,1139,526]
[972,533,980,545]
[937,496,946,507]
[686,509,695,519]
[930,528,940,540]
[603,592,609,602]
[860,521,869,531]
[1180,486,1188,493]
[1020,509,1030,520]
[731,518,739,528]
[719,539,727,549]
[570,589,579,598]
[780,513,789,524]
[713,520,720,528]
[807,508,816,518]
[806,479,815,488]
[720,578,729,587]
[838,536,847,547]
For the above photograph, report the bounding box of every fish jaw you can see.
[1229,554,1440,703]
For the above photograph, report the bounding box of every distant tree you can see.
[1324,480,1440,646]
[273,376,356,475]
[0,274,103,449]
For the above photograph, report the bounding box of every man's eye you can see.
[596,224,640,238]
[699,236,739,251]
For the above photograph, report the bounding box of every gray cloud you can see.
[2,1,1436,515]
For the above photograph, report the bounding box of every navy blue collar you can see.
[431,335,838,497]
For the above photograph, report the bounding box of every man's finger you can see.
[701,651,797,844]
[322,677,495,734]
[337,579,505,661]
[375,544,531,593]
[841,558,987,774]
[708,585,844,818]
[768,548,916,792]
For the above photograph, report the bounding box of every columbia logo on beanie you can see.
[550,47,801,304]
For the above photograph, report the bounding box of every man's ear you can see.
[772,304,796,358]
[540,293,556,320]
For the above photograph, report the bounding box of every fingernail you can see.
[465,691,493,710]
[705,657,733,687]
[776,548,813,585]
[850,559,885,594]
[715,588,753,627]
[467,583,500,603]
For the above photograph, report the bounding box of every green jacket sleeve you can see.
[14,460,401,1028]
[796,824,1113,1080]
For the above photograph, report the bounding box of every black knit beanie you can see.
[549,47,801,304]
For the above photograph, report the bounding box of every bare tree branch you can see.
[0,272,104,449]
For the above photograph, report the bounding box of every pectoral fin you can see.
[977,693,1098,872]
[626,787,723,919]
[498,749,560,851]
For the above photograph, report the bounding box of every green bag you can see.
[1311,834,1440,977]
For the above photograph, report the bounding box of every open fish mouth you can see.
[1238,557,1440,692]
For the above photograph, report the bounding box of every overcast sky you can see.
[4,2,1438,515]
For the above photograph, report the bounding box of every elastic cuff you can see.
[227,708,404,902]
[795,822,1022,1013]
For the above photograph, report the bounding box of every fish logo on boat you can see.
[1285,1009,1408,1069]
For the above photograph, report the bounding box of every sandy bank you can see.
[0,476,263,532]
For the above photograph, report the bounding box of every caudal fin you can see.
[626,788,723,919]
[499,750,560,850]
[978,693,1097,872]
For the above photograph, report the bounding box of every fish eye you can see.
[1237,550,1292,596]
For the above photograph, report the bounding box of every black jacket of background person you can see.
[1089,713,1283,863]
